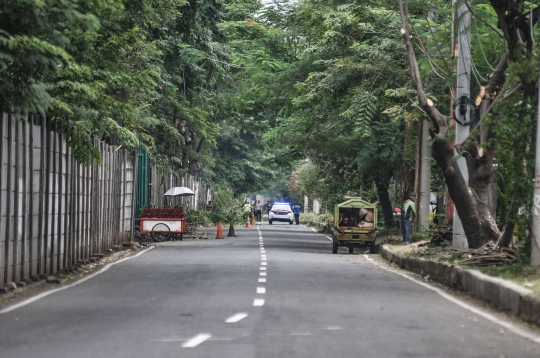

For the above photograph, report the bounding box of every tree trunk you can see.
[375,179,394,227]
[397,0,503,248]
[189,137,206,177]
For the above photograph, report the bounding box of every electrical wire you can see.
[457,16,487,87]
[473,16,496,71]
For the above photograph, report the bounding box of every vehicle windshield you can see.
[272,205,290,211]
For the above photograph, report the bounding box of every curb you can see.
[381,245,540,327]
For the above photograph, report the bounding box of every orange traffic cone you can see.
[245,216,251,228]
[215,221,224,239]
[251,215,256,226]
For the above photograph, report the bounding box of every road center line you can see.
[182,333,212,348]
[257,287,266,294]
[261,262,267,266]
[260,267,266,270]
[260,272,267,276]
[364,257,540,344]
[253,299,265,306]
[225,313,248,323]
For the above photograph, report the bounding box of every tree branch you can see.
[397,0,448,137]
[419,0,452,75]
[465,2,504,39]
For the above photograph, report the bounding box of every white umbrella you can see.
[164,187,195,197]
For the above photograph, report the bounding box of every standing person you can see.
[293,203,301,225]
[206,200,213,211]
[402,193,417,244]
[256,200,262,222]
[266,200,272,216]
[243,201,252,220]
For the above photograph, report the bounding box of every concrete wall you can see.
[0,114,136,286]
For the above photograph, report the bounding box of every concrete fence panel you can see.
[0,114,137,287]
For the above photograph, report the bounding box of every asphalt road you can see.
[1,224,540,358]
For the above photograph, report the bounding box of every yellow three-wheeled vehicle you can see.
[332,197,378,254]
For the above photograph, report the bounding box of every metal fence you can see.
[148,166,210,210]
[0,114,136,287]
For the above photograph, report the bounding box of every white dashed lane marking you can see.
[324,235,333,241]
[261,262,267,266]
[259,278,266,282]
[260,267,266,271]
[257,287,266,294]
[225,313,248,323]
[311,228,317,233]
[260,272,267,276]
[253,299,265,306]
[262,258,267,261]
[182,333,212,348]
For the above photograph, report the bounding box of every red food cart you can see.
[140,208,185,241]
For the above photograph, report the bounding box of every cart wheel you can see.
[349,246,354,254]
[332,241,338,254]
[151,223,171,242]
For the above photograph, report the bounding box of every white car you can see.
[268,203,294,224]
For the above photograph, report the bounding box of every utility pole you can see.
[418,119,432,231]
[453,1,471,249]
[532,66,540,266]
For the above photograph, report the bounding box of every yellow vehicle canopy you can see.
[334,197,378,232]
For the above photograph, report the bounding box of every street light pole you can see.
[452,1,471,249]
[531,66,540,266]
[419,119,432,231]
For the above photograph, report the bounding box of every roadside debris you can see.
[450,241,518,266]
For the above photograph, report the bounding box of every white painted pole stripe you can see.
[257,287,266,294]
[365,258,540,344]
[182,333,212,348]
[363,254,374,262]
[0,246,156,314]
[253,299,265,306]
[258,278,266,282]
[324,235,333,241]
[225,313,248,323]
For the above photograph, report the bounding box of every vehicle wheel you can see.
[151,223,171,242]
[349,246,354,254]
[332,241,338,254]
[370,243,378,254]
[289,220,293,224]
[269,220,272,225]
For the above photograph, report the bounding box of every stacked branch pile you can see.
[451,242,518,266]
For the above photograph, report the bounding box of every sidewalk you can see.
[380,244,540,327]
